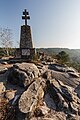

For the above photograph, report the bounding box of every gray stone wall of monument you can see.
[20,25,33,48]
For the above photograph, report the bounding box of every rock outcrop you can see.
[19,78,44,113]
[0,62,80,120]
[7,63,39,87]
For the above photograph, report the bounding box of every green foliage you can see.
[7,48,15,56]
[0,48,15,57]
[0,48,6,57]
[36,48,80,63]
[56,51,70,64]
[32,53,38,61]
[68,62,80,72]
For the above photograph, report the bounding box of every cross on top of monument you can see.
[22,9,30,26]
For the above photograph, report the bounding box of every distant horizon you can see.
[35,47,80,50]
[0,45,80,50]
[36,47,80,50]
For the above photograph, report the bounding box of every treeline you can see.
[36,48,80,63]
[0,48,15,57]
[36,48,80,72]
[0,47,80,72]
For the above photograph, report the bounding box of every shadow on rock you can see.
[44,80,77,115]
[44,80,64,111]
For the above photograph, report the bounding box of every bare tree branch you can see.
[0,27,13,56]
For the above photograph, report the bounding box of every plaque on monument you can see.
[22,49,30,56]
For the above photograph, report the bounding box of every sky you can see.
[0,0,80,49]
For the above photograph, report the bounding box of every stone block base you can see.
[15,48,35,59]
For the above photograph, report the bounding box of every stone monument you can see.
[16,9,35,59]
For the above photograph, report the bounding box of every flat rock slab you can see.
[19,79,44,113]
[43,70,80,88]
[14,62,39,78]
[48,64,67,72]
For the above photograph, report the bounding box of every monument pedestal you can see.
[15,48,35,59]
[20,25,35,59]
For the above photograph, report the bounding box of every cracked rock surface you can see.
[0,62,80,120]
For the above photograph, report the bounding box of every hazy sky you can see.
[0,0,80,49]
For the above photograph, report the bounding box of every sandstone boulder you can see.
[0,62,80,119]
[7,67,30,87]
[43,70,80,88]
[49,64,78,74]
[48,63,67,72]
[19,79,44,113]
[13,63,39,78]
[7,63,40,87]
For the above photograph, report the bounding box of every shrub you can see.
[56,51,70,64]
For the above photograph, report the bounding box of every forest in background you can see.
[36,48,80,63]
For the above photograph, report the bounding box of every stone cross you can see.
[22,9,30,26]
